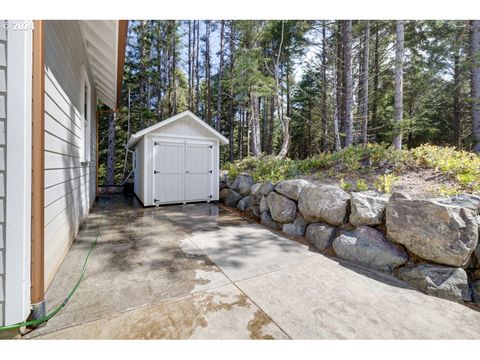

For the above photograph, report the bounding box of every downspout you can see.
[30,20,46,322]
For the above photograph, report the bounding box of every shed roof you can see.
[127,111,230,148]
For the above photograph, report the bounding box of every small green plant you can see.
[437,184,461,196]
[355,179,369,192]
[374,174,398,193]
[340,178,353,191]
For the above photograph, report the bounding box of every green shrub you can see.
[222,144,480,194]
[355,179,369,192]
[374,174,398,194]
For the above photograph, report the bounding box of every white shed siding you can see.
[133,136,146,205]
[0,26,6,326]
[134,114,223,206]
[44,21,97,287]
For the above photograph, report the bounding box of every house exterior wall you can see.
[44,21,97,288]
[0,25,6,326]
[2,22,33,326]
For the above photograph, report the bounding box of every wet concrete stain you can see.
[247,310,275,340]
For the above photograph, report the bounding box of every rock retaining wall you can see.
[219,173,480,306]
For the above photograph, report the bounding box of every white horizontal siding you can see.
[0,27,6,326]
[44,21,97,288]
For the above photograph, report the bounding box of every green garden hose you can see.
[0,213,104,332]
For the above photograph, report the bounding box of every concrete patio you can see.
[25,194,480,339]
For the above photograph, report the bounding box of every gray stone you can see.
[399,264,471,303]
[251,183,262,196]
[237,196,254,211]
[386,199,478,267]
[231,175,254,196]
[473,281,480,305]
[332,226,408,272]
[350,191,389,226]
[432,194,480,214]
[275,179,313,201]
[389,191,411,202]
[267,192,297,224]
[225,189,242,208]
[283,215,307,236]
[245,206,261,219]
[219,188,229,203]
[305,223,336,251]
[259,181,275,196]
[261,211,282,230]
[259,196,269,214]
[298,185,350,226]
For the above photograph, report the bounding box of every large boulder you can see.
[225,189,242,208]
[386,199,478,267]
[219,188,229,203]
[349,191,389,226]
[259,181,275,196]
[237,196,254,211]
[298,185,350,226]
[267,192,297,224]
[231,175,254,196]
[261,211,282,230]
[275,179,313,201]
[283,214,307,236]
[245,206,261,219]
[306,223,336,251]
[259,196,269,214]
[432,194,480,214]
[389,191,411,202]
[399,264,471,303]
[332,226,408,272]
[251,183,262,196]
[473,280,480,305]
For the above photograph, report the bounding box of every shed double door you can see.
[153,139,213,204]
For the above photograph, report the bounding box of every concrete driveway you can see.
[26,194,480,339]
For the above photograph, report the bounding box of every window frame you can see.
[80,64,91,163]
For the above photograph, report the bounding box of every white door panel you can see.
[153,141,184,203]
[185,143,212,201]
[152,139,213,204]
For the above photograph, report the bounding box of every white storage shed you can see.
[127,111,229,206]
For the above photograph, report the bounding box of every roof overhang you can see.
[78,20,128,109]
[127,111,230,148]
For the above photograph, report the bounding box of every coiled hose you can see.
[0,213,104,332]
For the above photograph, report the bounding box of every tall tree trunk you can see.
[250,92,262,156]
[470,20,480,152]
[453,28,461,147]
[321,20,328,151]
[106,112,116,185]
[333,64,341,151]
[216,20,225,131]
[342,20,353,147]
[393,20,405,150]
[267,96,274,154]
[228,21,236,162]
[171,21,177,115]
[205,20,212,125]
[195,21,200,113]
[276,21,291,159]
[361,21,370,144]
[188,21,193,110]
[239,108,244,159]
[372,24,379,128]
[335,21,343,150]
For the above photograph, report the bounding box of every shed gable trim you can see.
[127,111,229,148]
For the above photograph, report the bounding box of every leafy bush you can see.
[374,174,399,193]
[222,144,480,193]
